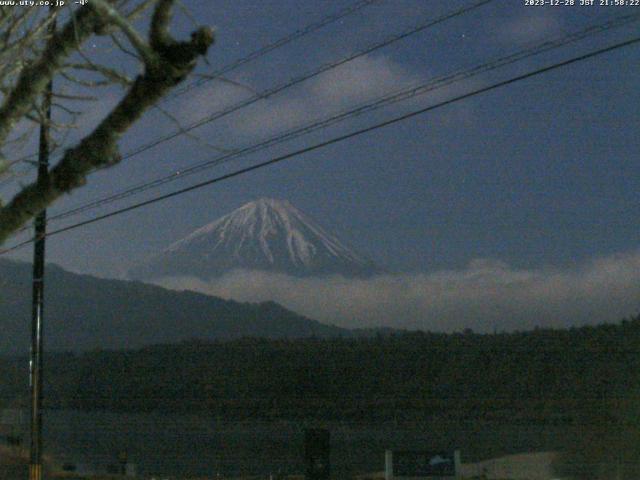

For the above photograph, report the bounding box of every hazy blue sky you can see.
[2,0,639,329]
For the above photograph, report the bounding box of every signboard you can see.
[385,450,459,479]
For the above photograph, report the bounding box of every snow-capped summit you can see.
[129,198,380,280]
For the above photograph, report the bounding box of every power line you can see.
[5,0,491,174]
[119,0,495,161]
[7,0,498,227]
[42,12,640,225]
[2,34,637,255]
[1,0,380,171]
[171,0,381,98]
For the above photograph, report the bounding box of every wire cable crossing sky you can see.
[39,11,640,227]
[1,0,638,331]
[2,33,638,255]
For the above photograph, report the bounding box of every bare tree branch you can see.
[90,0,157,66]
[0,7,103,152]
[0,0,214,242]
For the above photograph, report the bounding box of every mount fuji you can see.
[129,198,380,280]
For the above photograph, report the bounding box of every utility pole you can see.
[30,8,55,480]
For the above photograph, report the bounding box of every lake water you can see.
[39,409,569,478]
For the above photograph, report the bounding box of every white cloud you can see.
[172,79,251,126]
[226,55,425,139]
[308,55,421,108]
[154,250,640,333]
[165,54,480,146]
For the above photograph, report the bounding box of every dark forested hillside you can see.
[1,318,638,479]
[1,317,638,423]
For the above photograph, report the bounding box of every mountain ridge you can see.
[0,259,354,354]
[129,198,380,280]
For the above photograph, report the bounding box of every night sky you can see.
[2,0,639,330]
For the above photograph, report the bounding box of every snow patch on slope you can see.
[133,198,379,279]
